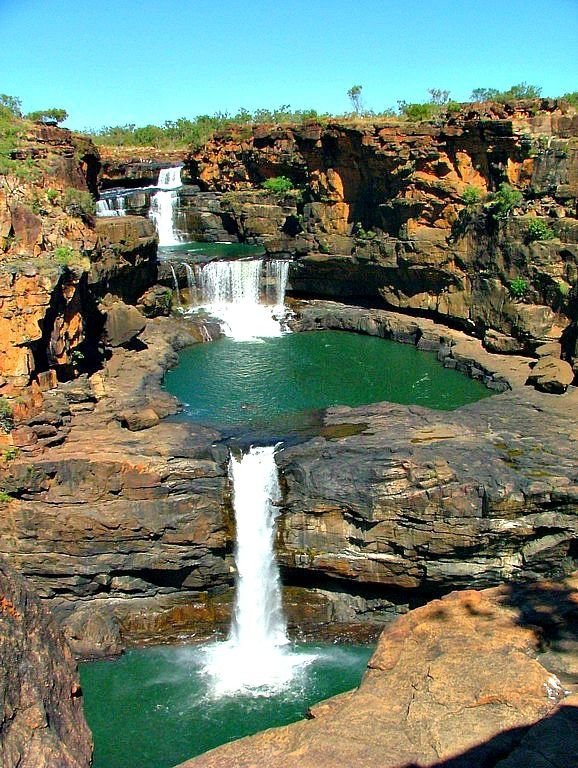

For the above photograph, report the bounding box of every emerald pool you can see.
[80,642,373,768]
[164,330,491,431]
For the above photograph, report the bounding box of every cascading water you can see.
[201,446,313,697]
[193,259,290,340]
[167,263,182,308]
[149,166,183,246]
[96,195,127,217]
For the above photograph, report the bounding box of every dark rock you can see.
[0,557,92,768]
[102,300,146,347]
[137,284,173,317]
[62,605,122,659]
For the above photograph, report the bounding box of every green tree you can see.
[347,85,364,115]
[470,88,500,102]
[428,88,450,106]
[26,108,68,125]
[0,94,22,117]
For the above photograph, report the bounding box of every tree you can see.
[470,88,500,102]
[26,108,68,125]
[347,85,364,115]
[0,94,22,117]
[428,88,450,106]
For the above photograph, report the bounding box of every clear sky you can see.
[0,0,576,130]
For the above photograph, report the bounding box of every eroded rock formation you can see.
[0,557,92,768]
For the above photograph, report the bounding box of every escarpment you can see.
[0,103,577,656]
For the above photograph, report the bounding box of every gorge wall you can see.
[0,104,576,661]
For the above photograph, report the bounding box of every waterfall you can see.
[149,166,183,246]
[193,259,290,340]
[167,263,182,308]
[183,262,196,303]
[202,446,312,696]
[96,195,127,217]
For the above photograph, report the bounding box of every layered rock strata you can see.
[0,557,92,768]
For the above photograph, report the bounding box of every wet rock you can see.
[0,557,92,768]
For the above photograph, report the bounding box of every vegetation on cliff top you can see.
[82,83,578,150]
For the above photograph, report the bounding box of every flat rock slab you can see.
[180,581,577,768]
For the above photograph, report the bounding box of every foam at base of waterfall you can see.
[195,302,287,340]
[200,639,315,698]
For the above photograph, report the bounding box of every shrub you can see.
[261,176,294,194]
[462,186,483,205]
[0,491,13,504]
[46,187,59,203]
[488,183,523,219]
[526,218,555,242]
[562,92,578,108]
[3,447,19,461]
[0,397,14,433]
[54,245,77,266]
[508,277,528,299]
[397,101,438,121]
[64,187,95,217]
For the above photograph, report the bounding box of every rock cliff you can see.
[187,102,577,361]
[0,556,92,768]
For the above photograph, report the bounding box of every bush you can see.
[526,218,555,242]
[562,92,578,108]
[46,187,59,203]
[397,101,438,121]
[0,397,14,433]
[54,245,77,266]
[261,176,294,194]
[64,187,95,217]
[462,186,483,205]
[508,277,528,299]
[488,183,523,219]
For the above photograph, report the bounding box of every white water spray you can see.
[96,195,127,217]
[193,259,290,340]
[149,167,183,246]
[202,446,313,697]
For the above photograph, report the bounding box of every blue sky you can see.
[1,0,576,130]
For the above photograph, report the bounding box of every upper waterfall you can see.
[149,166,183,246]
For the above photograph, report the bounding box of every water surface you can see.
[80,642,372,768]
[164,330,491,431]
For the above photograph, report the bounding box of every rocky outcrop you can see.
[275,302,578,605]
[98,146,192,188]
[188,105,577,355]
[179,577,578,768]
[0,317,234,656]
[0,557,92,768]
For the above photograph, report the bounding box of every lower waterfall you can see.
[201,446,313,696]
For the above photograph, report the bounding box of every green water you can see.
[159,241,265,261]
[164,330,491,431]
[80,643,372,768]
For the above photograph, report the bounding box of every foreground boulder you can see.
[0,557,92,768]
[181,578,577,768]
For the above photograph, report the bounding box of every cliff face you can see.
[0,556,92,768]
[0,124,158,404]
[189,103,578,358]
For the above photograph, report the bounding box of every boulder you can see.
[102,301,146,347]
[180,584,575,768]
[62,605,122,659]
[527,355,575,393]
[120,407,160,431]
[535,341,562,358]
